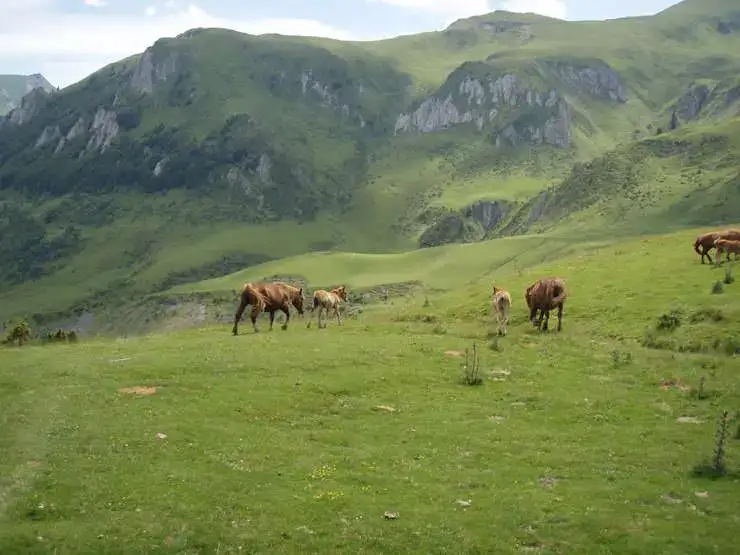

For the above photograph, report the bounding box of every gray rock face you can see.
[394,58,624,149]
[6,87,50,126]
[462,200,511,231]
[86,107,120,152]
[394,71,573,147]
[542,60,627,102]
[35,125,61,148]
[130,48,179,94]
[674,83,711,121]
[395,73,555,134]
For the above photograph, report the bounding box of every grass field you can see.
[2,226,740,553]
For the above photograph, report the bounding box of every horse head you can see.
[292,287,305,315]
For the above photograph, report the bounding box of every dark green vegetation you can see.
[2,228,740,553]
[2,0,740,328]
[0,74,54,115]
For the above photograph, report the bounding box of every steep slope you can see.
[0,74,54,115]
[2,0,740,324]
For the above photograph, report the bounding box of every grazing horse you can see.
[232,281,304,335]
[693,228,740,264]
[714,238,740,266]
[525,277,568,332]
[491,286,512,336]
[310,286,348,329]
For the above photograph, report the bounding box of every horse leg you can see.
[705,248,713,265]
[281,307,290,330]
[250,306,260,333]
[541,309,549,332]
[269,311,275,331]
[232,296,248,336]
[556,303,563,332]
[529,306,539,328]
[335,304,342,326]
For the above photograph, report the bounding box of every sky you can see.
[0,0,685,88]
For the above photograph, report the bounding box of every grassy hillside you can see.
[2,227,740,553]
[3,0,740,325]
[502,116,740,236]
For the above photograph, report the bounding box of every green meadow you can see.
[2,226,739,554]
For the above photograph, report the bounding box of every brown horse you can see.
[491,286,512,336]
[693,228,740,264]
[525,277,568,332]
[714,238,740,266]
[232,281,305,335]
[310,286,348,329]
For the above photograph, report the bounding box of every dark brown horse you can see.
[232,281,305,335]
[693,228,740,264]
[525,277,568,332]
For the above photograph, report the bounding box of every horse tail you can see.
[313,295,320,310]
[693,237,702,255]
[500,294,511,319]
[551,288,568,306]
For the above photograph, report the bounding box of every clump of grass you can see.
[488,335,501,352]
[692,410,730,478]
[432,323,447,335]
[724,263,734,285]
[656,309,682,332]
[690,375,711,400]
[462,342,483,386]
[711,281,724,294]
[610,349,632,367]
[690,308,724,323]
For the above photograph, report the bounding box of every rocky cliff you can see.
[393,57,626,149]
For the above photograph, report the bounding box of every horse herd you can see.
[230,276,568,337]
[231,227,739,337]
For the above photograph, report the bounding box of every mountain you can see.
[2,0,740,328]
[0,74,55,115]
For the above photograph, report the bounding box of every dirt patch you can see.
[676,416,702,424]
[444,350,464,357]
[118,386,157,396]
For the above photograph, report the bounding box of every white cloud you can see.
[370,0,492,20]
[0,4,359,88]
[84,0,108,7]
[498,0,567,19]
[145,6,157,16]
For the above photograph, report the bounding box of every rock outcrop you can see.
[541,59,627,102]
[5,87,51,126]
[673,83,712,121]
[394,58,625,149]
[86,108,120,152]
[130,46,180,94]
[462,200,512,231]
